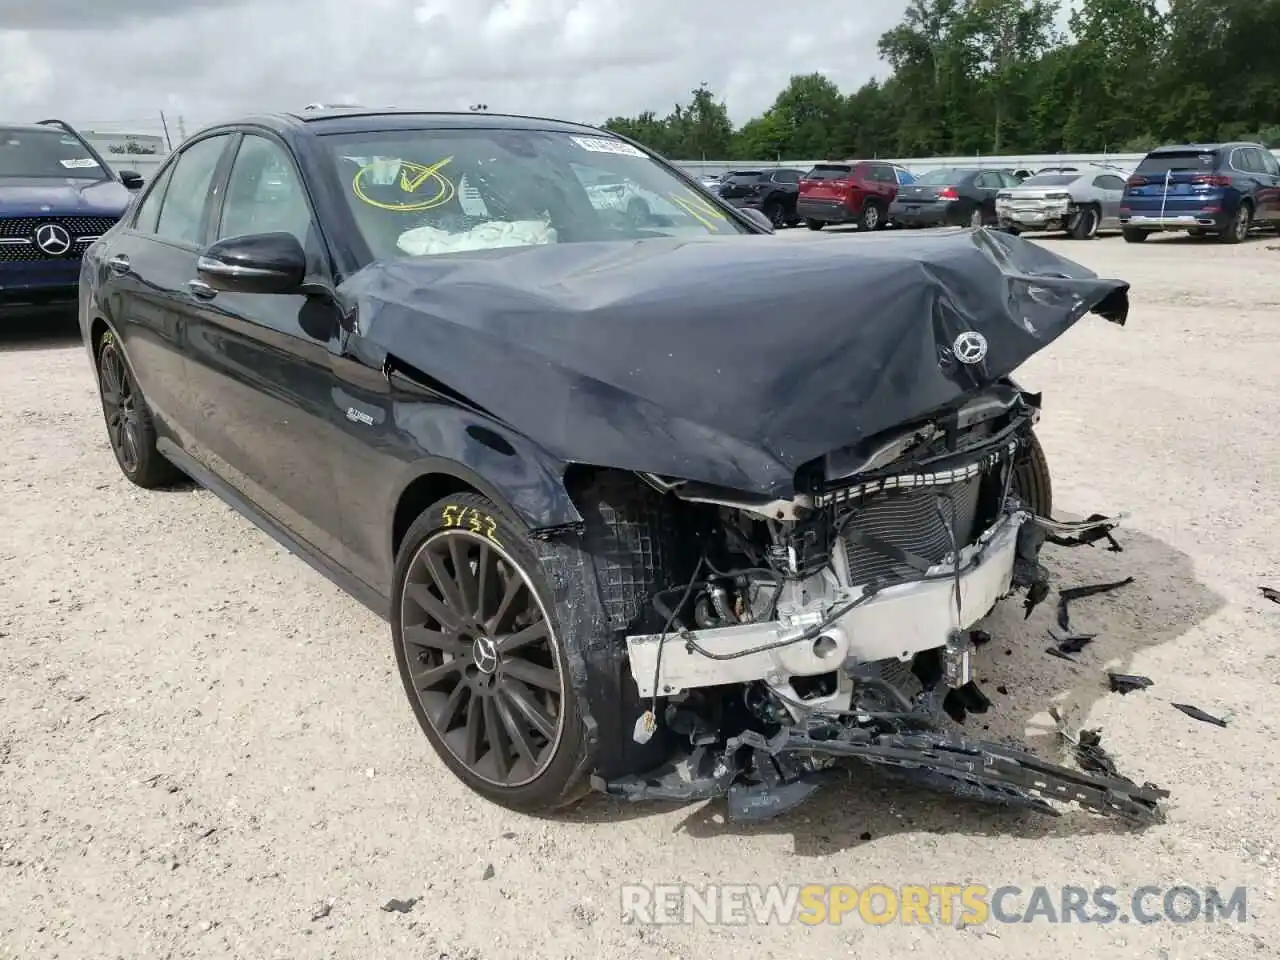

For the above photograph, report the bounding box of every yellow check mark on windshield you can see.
[400,156,454,193]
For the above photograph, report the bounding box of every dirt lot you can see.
[2,229,1279,960]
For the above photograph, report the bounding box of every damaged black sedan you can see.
[78,108,1166,824]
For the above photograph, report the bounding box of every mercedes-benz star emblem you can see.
[34,223,72,257]
[952,331,988,365]
[472,635,499,674]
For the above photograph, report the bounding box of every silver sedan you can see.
[995,165,1132,239]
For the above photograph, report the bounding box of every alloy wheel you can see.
[863,205,880,230]
[98,342,141,475]
[768,204,785,228]
[969,208,984,228]
[399,530,566,788]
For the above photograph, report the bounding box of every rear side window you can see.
[132,163,175,233]
[726,171,763,181]
[804,164,852,180]
[155,135,231,246]
[1022,173,1079,187]
[1262,151,1280,176]
[914,168,965,185]
[1136,150,1218,175]
[1094,174,1127,191]
[771,169,799,183]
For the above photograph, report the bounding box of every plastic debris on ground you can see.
[1056,576,1136,632]
[1171,703,1229,727]
[1108,673,1154,695]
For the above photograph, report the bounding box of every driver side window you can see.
[217,134,315,248]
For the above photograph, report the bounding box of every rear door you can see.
[1257,149,1280,222]
[1093,173,1127,226]
[181,130,352,567]
[1236,147,1279,222]
[99,133,235,449]
[973,171,1004,216]
[1125,149,1221,221]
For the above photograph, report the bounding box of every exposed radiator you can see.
[840,477,983,586]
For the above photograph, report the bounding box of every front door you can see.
[181,131,353,569]
[100,133,235,450]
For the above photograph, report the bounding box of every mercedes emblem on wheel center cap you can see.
[952,331,988,364]
[34,223,72,257]
[472,635,499,674]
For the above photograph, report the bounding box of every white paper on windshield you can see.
[60,158,98,168]
[570,136,645,158]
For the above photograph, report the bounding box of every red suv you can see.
[797,160,911,231]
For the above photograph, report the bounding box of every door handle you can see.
[107,254,130,276]
[187,279,217,300]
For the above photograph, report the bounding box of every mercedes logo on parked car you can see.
[34,223,72,257]
[953,331,988,364]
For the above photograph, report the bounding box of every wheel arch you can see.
[387,455,585,567]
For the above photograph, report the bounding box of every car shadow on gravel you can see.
[0,311,81,351]
[559,521,1224,851]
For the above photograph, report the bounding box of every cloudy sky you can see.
[0,0,929,138]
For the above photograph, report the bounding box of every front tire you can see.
[806,219,825,231]
[763,201,786,228]
[1122,227,1149,243]
[94,330,183,488]
[1011,431,1053,518]
[392,494,591,812]
[859,202,883,231]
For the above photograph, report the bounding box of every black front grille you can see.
[0,215,119,239]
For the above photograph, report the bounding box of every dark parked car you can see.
[1120,142,1280,243]
[0,119,144,319]
[889,167,1022,229]
[715,168,806,227]
[796,160,912,231]
[79,108,1164,824]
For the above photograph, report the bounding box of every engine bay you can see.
[593,384,1168,823]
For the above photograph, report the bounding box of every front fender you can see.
[383,399,584,562]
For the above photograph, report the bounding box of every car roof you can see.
[255,107,610,137]
[1147,143,1228,154]
[0,123,71,134]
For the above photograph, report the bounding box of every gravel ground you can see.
[2,229,1279,960]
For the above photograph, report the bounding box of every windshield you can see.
[1021,173,1078,187]
[323,128,751,260]
[0,127,107,179]
[913,168,968,184]
[1137,151,1218,175]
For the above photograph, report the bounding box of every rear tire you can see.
[1220,203,1251,243]
[1069,205,1099,240]
[763,201,786,228]
[94,330,184,489]
[806,219,825,231]
[1011,431,1053,518]
[1122,228,1148,243]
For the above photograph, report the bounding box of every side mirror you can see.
[197,232,306,295]
[739,207,775,233]
[118,170,145,190]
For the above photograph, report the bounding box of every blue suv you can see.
[1,119,143,318]
[1120,141,1280,243]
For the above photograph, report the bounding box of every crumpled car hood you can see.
[339,228,1128,496]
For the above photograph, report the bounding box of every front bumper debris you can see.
[594,719,1169,824]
